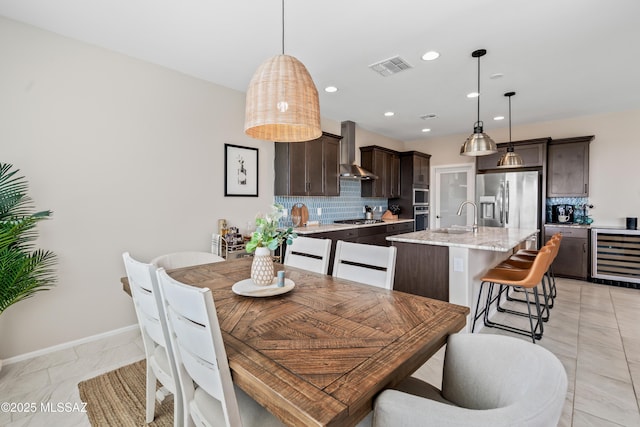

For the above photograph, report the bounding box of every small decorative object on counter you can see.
[277,270,285,287]
[382,210,398,220]
[246,204,297,286]
[251,247,275,286]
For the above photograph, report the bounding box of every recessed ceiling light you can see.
[490,73,504,79]
[421,128,431,132]
[421,51,440,61]
[467,92,479,98]
[384,111,395,117]
[324,86,338,93]
[494,116,505,121]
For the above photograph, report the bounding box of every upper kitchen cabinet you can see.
[400,151,431,188]
[360,146,400,198]
[274,132,341,196]
[547,136,594,197]
[476,138,550,172]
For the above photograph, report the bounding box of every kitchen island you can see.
[387,226,537,331]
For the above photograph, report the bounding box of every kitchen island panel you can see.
[393,242,449,301]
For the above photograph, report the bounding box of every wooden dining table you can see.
[121,257,469,427]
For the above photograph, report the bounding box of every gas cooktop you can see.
[334,219,385,225]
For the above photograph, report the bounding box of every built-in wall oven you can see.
[414,205,429,231]
[413,187,429,205]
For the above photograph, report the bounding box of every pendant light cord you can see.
[476,54,481,124]
[281,0,285,55]
[508,95,512,143]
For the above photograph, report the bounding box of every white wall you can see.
[0,18,278,358]
[0,18,405,360]
[404,109,640,228]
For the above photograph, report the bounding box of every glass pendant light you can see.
[244,0,321,142]
[497,91,524,167]
[460,49,497,156]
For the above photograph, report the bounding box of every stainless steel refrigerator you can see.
[476,171,540,230]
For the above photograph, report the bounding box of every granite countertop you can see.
[293,218,414,235]
[386,226,538,252]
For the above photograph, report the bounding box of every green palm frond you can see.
[0,248,57,314]
[0,163,56,314]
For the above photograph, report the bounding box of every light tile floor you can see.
[1,278,639,426]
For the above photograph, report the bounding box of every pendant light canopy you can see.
[460,49,497,156]
[244,0,321,142]
[497,91,524,168]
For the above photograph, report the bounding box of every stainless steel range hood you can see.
[340,120,378,180]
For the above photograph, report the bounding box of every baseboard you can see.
[2,324,139,366]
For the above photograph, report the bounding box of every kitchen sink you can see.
[432,227,472,234]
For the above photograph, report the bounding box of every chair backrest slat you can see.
[284,236,332,274]
[156,268,241,427]
[332,240,397,289]
[151,251,225,270]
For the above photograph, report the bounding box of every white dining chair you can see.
[283,236,332,274]
[155,268,284,427]
[373,333,567,427]
[121,252,182,426]
[332,241,397,289]
[151,251,225,269]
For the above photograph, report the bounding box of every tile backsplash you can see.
[546,197,590,222]
[274,179,388,227]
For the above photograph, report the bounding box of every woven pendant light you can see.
[460,49,497,156]
[497,91,524,167]
[244,0,321,142]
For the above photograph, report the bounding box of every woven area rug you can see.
[78,360,173,426]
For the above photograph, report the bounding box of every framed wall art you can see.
[224,144,258,197]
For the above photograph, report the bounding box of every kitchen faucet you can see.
[456,201,478,233]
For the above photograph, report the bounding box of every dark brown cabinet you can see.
[545,225,589,279]
[547,136,593,197]
[476,138,549,172]
[394,151,431,219]
[412,152,430,187]
[360,146,401,198]
[305,221,413,273]
[392,242,449,301]
[274,132,341,196]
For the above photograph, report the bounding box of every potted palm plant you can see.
[0,163,57,370]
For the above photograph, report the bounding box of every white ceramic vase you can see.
[251,246,274,286]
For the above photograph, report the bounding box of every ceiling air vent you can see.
[420,113,437,120]
[368,56,413,77]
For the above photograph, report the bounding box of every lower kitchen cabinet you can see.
[303,222,413,274]
[545,225,589,279]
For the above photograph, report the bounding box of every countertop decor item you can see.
[290,203,308,227]
[497,91,524,167]
[460,49,498,157]
[232,277,295,297]
[246,204,297,286]
[244,0,321,142]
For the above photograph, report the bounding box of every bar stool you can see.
[494,236,560,322]
[472,246,553,343]
[512,233,562,305]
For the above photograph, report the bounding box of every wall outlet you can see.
[453,257,464,272]
[317,208,322,216]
